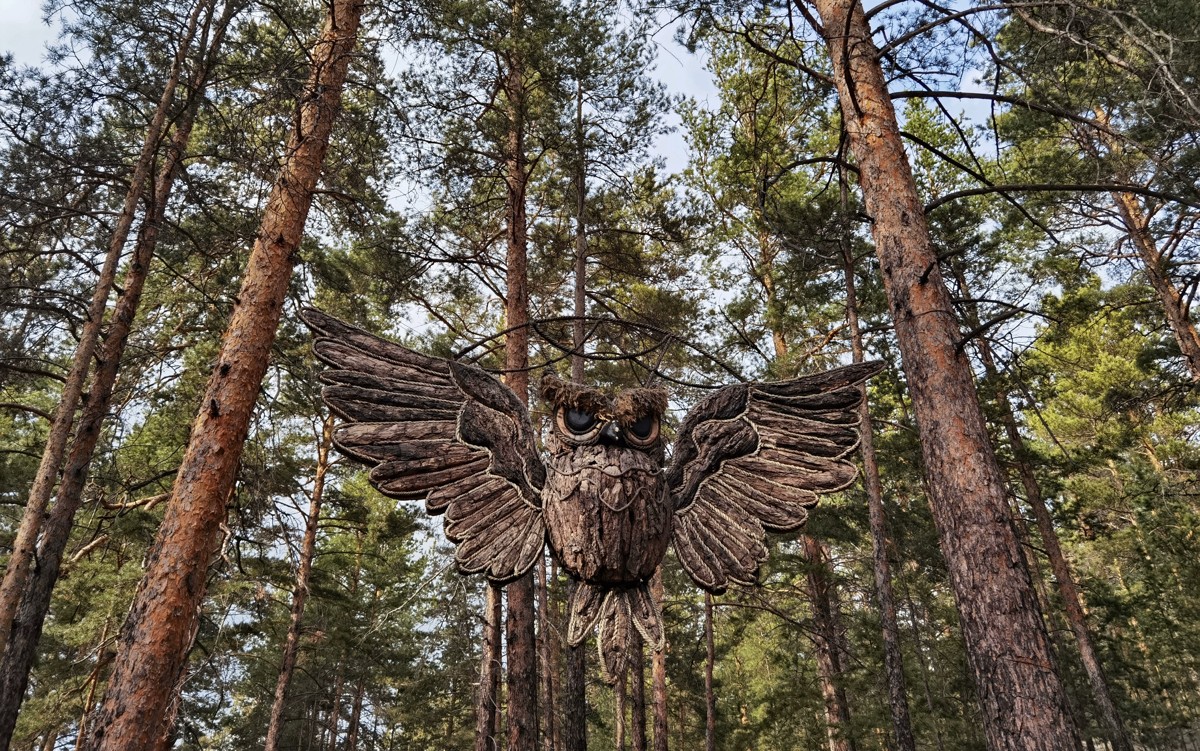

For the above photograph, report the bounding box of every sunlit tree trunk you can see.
[805,1,1080,748]
[264,416,335,751]
[840,180,915,751]
[502,3,538,748]
[950,263,1133,751]
[0,5,237,741]
[0,0,208,660]
[81,3,365,748]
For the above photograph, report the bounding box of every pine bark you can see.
[0,5,236,742]
[802,535,856,751]
[81,4,364,748]
[650,570,669,751]
[475,585,503,751]
[949,264,1133,751]
[503,1,538,748]
[806,1,1080,749]
[1090,111,1200,381]
[562,580,588,751]
[840,187,915,751]
[704,594,716,751]
[539,559,556,751]
[264,416,335,751]
[0,0,207,659]
[631,630,647,751]
[1110,190,1200,380]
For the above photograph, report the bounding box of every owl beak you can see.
[599,421,621,445]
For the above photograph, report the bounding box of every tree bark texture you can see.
[264,416,335,751]
[503,1,538,748]
[0,0,208,660]
[616,672,628,751]
[948,264,1134,751]
[806,1,1080,749]
[1111,190,1200,380]
[562,580,588,751]
[475,585,503,751]
[704,594,716,751]
[650,570,668,751]
[539,559,557,751]
[802,535,856,751]
[82,4,364,748]
[0,5,237,742]
[1090,109,1200,381]
[571,76,588,384]
[631,629,647,751]
[841,192,916,751]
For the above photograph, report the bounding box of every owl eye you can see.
[624,414,660,447]
[565,408,597,433]
[557,406,602,442]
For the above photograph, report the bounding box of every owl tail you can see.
[566,580,665,684]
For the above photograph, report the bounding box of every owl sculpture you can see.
[302,308,883,680]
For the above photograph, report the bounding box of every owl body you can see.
[542,433,672,585]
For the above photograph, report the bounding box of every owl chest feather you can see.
[542,437,672,585]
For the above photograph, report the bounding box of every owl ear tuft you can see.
[538,373,612,415]
[613,387,668,423]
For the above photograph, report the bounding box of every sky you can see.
[0,2,53,66]
[0,2,716,176]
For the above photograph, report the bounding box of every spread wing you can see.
[666,361,884,593]
[301,308,546,583]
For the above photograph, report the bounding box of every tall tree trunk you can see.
[346,680,365,751]
[840,178,915,751]
[804,2,1080,749]
[1087,110,1200,380]
[949,264,1134,751]
[562,580,588,751]
[503,2,538,749]
[650,570,668,751]
[475,585,503,751]
[539,559,556,751]
[0,0,209,660]
[571,66,588,384]
[0,5,237,741]
[264,416,335,751]
[559,87,590,751]
[616,673,628,751]
[631,631,647,751]
[81,4,364,748]
[802,535,856,751]
[1110,190,1200,380]
[704,594,716,751]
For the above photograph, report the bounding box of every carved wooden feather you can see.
[666,361,885,593]
[302,308,546,583]
[304,309,884,684]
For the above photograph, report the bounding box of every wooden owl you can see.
[302,308,883,680]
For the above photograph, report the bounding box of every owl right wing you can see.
[302,308,546,583]
[666,361,883,593]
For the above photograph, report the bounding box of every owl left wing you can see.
[666,361,884,593]
[302,308,546,583]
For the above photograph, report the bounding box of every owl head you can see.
[539,374,669,459]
